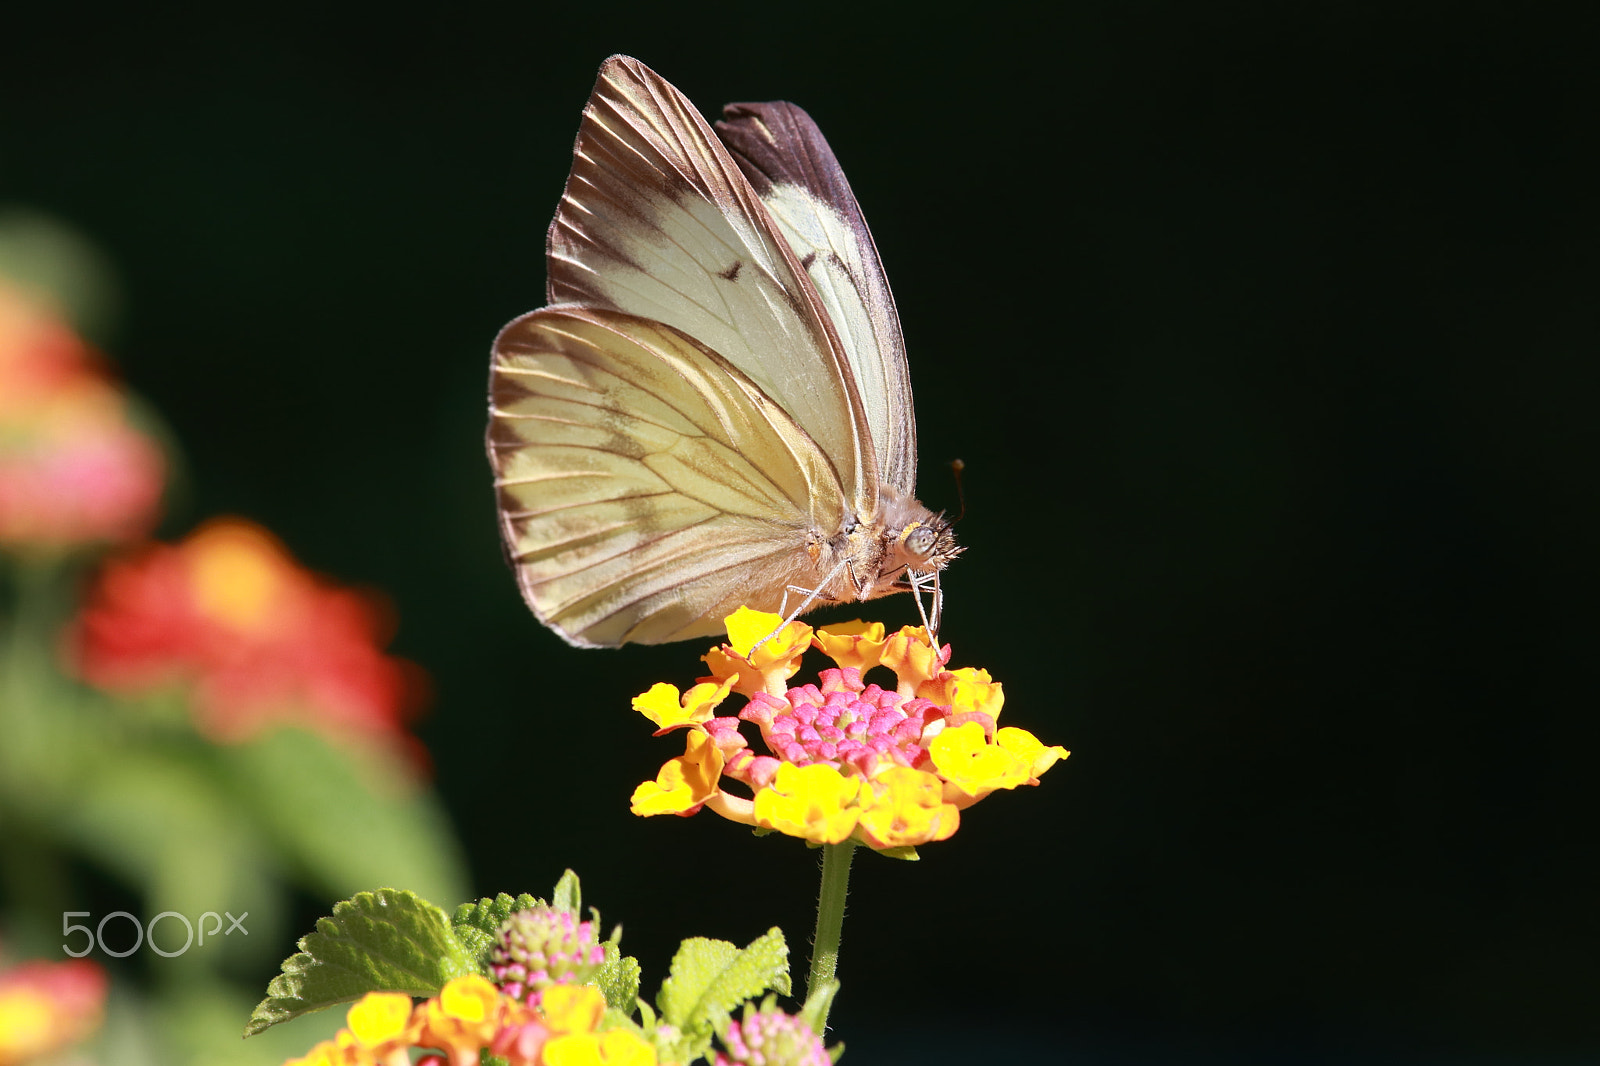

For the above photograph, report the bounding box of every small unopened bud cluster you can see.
[489,906,605,1006]
[716,1009,830,1066]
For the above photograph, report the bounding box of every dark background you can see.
[5,4,1596,1061]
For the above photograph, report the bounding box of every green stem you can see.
[3,558,61,723]
[805,840,855,1027]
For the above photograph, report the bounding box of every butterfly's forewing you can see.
[715,101,918,500]
[489,305,844,646]
[545,56,880,520]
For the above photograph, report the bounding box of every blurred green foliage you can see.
[0,216,467,1065]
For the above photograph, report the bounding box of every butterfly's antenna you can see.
[949,459,968,523]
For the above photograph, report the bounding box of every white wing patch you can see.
[761,181,910,493]
[713,101,918,498]
[545,57,876,514]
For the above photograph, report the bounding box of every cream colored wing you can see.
[546,54,879,518]
[715,100,918,500]
[488,305,845,647]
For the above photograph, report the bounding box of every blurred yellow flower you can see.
[544,1029,657,1066]
[345,991,418,1048]
[0,957,106,1066]
[282,971,643,1066]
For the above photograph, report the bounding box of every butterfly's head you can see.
[891,514,960,575]
[870,487,961,584]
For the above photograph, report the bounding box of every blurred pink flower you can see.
[0,282,164,550]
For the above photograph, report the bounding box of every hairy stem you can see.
[806,840,856,1028]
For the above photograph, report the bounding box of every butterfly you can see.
[487,55,960,647]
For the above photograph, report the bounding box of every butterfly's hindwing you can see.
[489,306,843,645]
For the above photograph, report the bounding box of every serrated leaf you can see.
[595,942,641,1012]
[600,1006,648,1036]
[245,888,474,1036]
[656,929,790,1034]
[449,893,544,965]
[551,869,581,914]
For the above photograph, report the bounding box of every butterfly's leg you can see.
[907,570,935,633]
[904,568,945,644]
[753,558,850,653]
[777,584,807,618]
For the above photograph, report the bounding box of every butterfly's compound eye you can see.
[902,524,939,563]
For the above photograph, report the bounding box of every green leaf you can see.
[595,941,641,1012]
[551,869,582,914]
[656,929,791,1034]
[0,208,122,341]
[450,893,543,966]
[245,888,475,1036]
[873,844,920,861]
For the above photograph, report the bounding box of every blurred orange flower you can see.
[69,517,429,756]
[0,282,164,550]
[0,956,106,1066]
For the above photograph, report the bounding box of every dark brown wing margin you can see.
[715,100,918,498]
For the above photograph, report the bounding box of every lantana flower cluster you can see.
[285,977,654,1066]
[68,517,428,759]
[631,609,1068,850]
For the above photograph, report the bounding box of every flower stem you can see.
[806,840,855,1028]
[2,557,61,721]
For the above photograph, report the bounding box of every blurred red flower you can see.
[69,517,430,758]
[0,282,164,550]
[0,956,106,1066]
